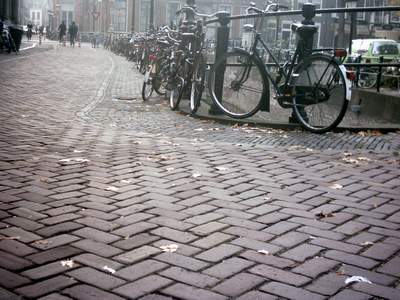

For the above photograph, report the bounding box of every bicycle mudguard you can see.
[339,64,352,101]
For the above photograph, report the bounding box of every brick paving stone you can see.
[377,255,400,277]
[310,237,362,254]
[72,239,123,257]
[0,267,31,288]
[185,212,224,225]
[202,257,254,278]
[342,265,396,286]
[189,222,229,236]
[3,216,44,231]
[113,275,173,299]
[353,282,400,300]
[270,231,309,248]
[36,221,84,237]
[195,243,242,262]
[281,244,324,262]
[38,293,74,300]
[27,245,82,264]
[250,264,311,286]
[117,259,169,281]
[260,281,325,300]
[0,287,21,300]
[361,242,399,260]
[73,227,121,243]
[0,239,37,256]
[113,232,160,250]
[114,245,161,264]
[15,275,77,298]
[346,232,382,245]
[324,250,379,269]
[329,290,372,300]
[240,250,296,268]
[220,217,265,230]
[152,239,201,256]
[21,261,79,280]
[76,217,119,231]
[160,266,220,288]
[155,252,209,271]
[224,226,274,241]
[292,257,340,278]
[191,232,233,249]
[72,253,123,272]
[68,267,126,289]
[139,294,174,300]
[40,213,81,225]
[30,234,80,250]
[212,273,264,297]
[306,273,346,295]
[63,284,125,300]
[231,237,282,253]
[334,221,370,235]
[236,291,278,300]
[112,222,157,238]
[263,221,300,235]
[0,250,33,270]
[162,283,227,300]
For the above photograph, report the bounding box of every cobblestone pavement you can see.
[0,44,399,300]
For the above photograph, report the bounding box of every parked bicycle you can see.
[208,2,352,133]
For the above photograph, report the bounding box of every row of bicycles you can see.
[109,2,353,133]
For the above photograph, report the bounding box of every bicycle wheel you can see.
[358,70,377,89]
[292,54,348,133]
[190,53,206,115]
[142,68,153,101]
[169,76,184,110]
[208,49,268,119]
[154,60,168,96]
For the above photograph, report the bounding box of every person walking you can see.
[58,21,66,44]
[68,21,78,47]
[26,22,33,41]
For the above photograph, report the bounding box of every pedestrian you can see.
[58,21,66,44]
[68,21,78,47]
[27,22,33,41]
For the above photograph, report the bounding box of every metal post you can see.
[337,0,345,48]
[377,56,383,92]
[348,11,356,55]
[149,0,154,30]
[209,11,230,115]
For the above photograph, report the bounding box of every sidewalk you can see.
[0,45,399,300]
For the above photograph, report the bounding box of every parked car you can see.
[348,39,400,63]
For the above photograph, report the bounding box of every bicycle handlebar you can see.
[246,2,289,14]
[176,6,220,19]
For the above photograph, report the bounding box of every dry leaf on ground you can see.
[160,244,179,253]
[103,266,116,274]
[105,186,119,192]
[60,260,75,268]
[345,276,372,285]
[257,249,270,255]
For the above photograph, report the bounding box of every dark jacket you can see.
[68,23,78,37]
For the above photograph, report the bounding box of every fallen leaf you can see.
[192,173,202,178]
[103,266,116,274]
[194,128,204,131]
[257,249,270,255]
[120,180,133,184]
[60,260,75,268]
[73,150,83,153]
[357,157,371,161]
[215,166,229,171]
[160,244,179,253]
[329,183,343,190]
[309,236,317,240]
[166,167,175,172]
[315,211,335,219]
[345,276,372,285]
[360,241,374,246]
[59,158,90,164]
[105,186,119,192]
[0,235,20,240]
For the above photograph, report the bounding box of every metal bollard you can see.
[377,56,383,92]
[209,11,231,115]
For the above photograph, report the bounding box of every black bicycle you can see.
[208,2,351,133]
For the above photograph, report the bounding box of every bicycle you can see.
[208,2,351,133]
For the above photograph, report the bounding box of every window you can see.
[357,0,366,20]
[140,0,151,31]
[167,2,181,27]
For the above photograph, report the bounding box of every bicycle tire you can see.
[292,53,348,133]
[142,69,153,101]
[154,60,168,96]
[169,76,184,110]
[190,53,206,115]
[358,70,377,89]
[208,49,268,119]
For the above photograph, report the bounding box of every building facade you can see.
[0,0,20,24]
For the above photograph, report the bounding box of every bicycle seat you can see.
[291,23,318,35]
